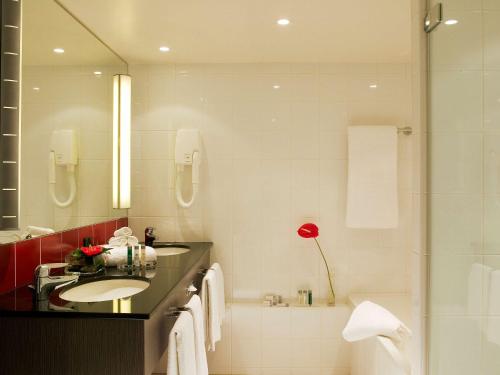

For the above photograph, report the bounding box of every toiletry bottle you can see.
[144,227,156,247]
[297,290,303,305]
[140,245,146,268]
[127,246,133,267]
[308,290,312,306]
[133,248,140,269]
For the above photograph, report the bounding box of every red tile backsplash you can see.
[41,233,62,264]
[0,217,127,294]
[77,225,93,247]
[104,220,117,243]
[15,238,40,287]
[0,244,15,294]
[117,217,128,230]
[61,229,79,258]
[93,222,107,245]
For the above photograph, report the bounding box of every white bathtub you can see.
[348,293,412,375]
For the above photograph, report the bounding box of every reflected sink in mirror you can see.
[153,244,191,257]
[59,278,150,303]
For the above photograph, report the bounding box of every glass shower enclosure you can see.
[428,1,500,374]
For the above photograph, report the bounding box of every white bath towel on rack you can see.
[201,269,221,351]
[167,311,197,375]
[185,295,209,375]
[346,125,399,228]
[211,263,226,321]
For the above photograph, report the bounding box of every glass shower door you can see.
[428,1,500,374]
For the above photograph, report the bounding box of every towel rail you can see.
[397,126,412,135]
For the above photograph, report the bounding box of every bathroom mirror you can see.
[0,0,128,242]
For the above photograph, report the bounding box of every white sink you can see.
[59,278,150,303]
[154,247,190,256]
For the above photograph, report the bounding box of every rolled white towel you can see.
[108,235,139,247]
[114,226,133,237]
[342,300,411,344]
[102,246,157,267]
[108,236,127,247]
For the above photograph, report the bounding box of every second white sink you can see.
[59,278,150,303]
[154,247,190,256]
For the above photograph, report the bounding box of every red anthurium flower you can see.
[81,245,104,257]
[297,223,319,238]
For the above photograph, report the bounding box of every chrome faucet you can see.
[34,263,79,301]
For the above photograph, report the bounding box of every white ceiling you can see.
[23,0,125,66]
[58,0,411,64]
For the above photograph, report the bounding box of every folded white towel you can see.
[185,295,209,375]
[114,226,133,237]
[342,300,411,343]
[102,246,157,267]
[201,269,221,351]
[167,311,197,375]
[108,235,139,247]
[211,263,226,322]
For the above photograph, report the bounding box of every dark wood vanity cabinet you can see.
[0,247,210,375]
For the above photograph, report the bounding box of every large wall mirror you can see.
[0,0,128,243]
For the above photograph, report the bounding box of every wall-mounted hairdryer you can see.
[175,129,200,208]
[49,129,78,208]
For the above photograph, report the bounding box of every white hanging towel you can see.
[201,269,221,351]
[167,311,197,375]
[342,300,411,343]
[185,295,209,375]
[211,263,226,321]
[346,126,399,228]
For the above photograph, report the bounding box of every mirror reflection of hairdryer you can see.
[49,130,78,208]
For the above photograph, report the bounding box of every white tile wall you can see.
[209,303,351,375]
[128,62,414,373]
[21,66,127,231]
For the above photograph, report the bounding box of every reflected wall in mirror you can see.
[0,0,128,243]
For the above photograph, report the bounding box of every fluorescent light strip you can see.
[3,106,17,110]
[2,134,17,136]
[4,25,18,29]
[112,74,132,209]
[4,52,18,56]
[2,161,17,164]
[3,79,18,83]
[2,216,17,219]
[2,188,17,191]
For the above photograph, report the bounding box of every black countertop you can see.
[0,242,212,319]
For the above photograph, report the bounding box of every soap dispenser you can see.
[145,227,156,247]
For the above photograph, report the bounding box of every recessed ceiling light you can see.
[272,85,281,89]
[33,87,40,91]
[53,48,64,54]
[94,71,102,76]
[369,84,378,89]
[159,46,171,52]
[277,19,290,26]
[445,19,458,25]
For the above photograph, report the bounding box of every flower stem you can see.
[313,237,335,305]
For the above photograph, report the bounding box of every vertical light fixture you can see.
[112,74,131,209]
